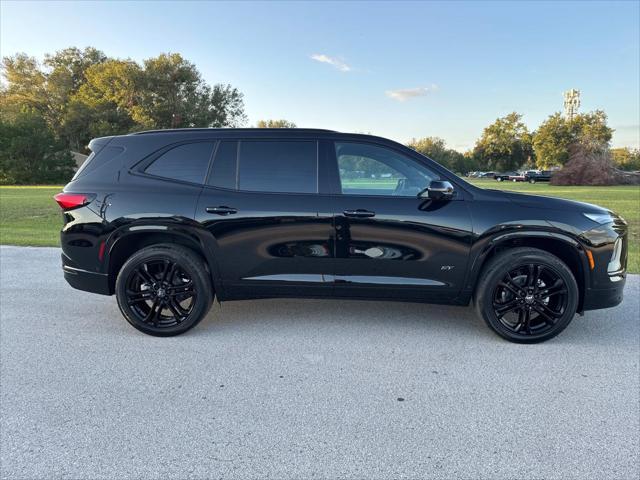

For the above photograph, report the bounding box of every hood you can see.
[498,190,609,214]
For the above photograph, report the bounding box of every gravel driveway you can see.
[1,246,638,479]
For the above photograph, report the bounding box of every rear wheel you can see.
[475,247,578,343]
[529,178,536,184]
[496,177,503,182]
[115,245,213,336]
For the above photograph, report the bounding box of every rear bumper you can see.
[582,276,626,311]
[62,254,111,295]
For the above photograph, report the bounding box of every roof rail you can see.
[130,127,338,135]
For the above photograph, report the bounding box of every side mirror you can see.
[419,180,455,201]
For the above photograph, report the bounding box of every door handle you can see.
[206,206,238,215]
[343,209,375,218]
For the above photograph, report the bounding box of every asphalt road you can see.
[1,246,639,479]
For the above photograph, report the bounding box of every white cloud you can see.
[310,53,352,72]
[385,84,439,102]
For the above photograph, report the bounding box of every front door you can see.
[195,139,334,299]
[327,141,473,301]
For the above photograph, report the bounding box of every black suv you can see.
[55,129,628,342]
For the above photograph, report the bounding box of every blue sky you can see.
[1,0,639,149]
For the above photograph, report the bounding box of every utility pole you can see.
[563,89,580,120]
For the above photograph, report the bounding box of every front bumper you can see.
[62,253,110,295]
[579,215,628,311]
[582,277,626,311]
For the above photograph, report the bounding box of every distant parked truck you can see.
[494,171,518,182]
[524,170,553,183]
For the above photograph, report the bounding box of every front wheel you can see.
[115,245,213,336]
[496,177,503,182]
[475,247,578,343]
[529,178,536,184]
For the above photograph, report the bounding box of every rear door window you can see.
[145,142,214,184]
[207,141,237,189]
[238,141,317,193]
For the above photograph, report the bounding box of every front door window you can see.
[335,142,439,197]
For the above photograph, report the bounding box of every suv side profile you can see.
[55,129,628,343]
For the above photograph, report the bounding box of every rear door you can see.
[195,138,334,299]
[326,140,473,301]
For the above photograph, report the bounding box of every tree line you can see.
[409,111,639,175]
[1,47,246,183]
[1,46,638,184]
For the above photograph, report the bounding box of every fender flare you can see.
[464,229,590,303]
[103,219,223,292]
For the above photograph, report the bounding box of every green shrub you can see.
[0,112,75,185]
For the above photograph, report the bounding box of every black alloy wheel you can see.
[116,245,213,336]
[492,264,569,336]
[125,259,196,328]
[475,247,578,343]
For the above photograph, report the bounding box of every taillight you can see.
[53,193,94,210]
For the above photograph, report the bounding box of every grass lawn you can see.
[0,186,62,247]
[1,182,639,272]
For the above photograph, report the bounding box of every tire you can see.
[474,247,578,343]
[115,244,213,336]
[496,177,503,182]
[512,178,517,182]
[529,178,536,184]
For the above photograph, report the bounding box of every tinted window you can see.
[238,141,317,193]
[72,146,125,180]
[335,142,439,197]
[208,141,237,189]
[145,142,213,184]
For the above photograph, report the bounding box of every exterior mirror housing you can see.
[419,180,455,201]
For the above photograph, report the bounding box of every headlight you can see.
[608,237,623,274]
[583,212,614,225]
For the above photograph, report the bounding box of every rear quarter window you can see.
[145,142,214,184]
[72,146,125,180]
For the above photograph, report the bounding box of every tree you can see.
[256,119,297,128]
[1,47,248,183]
[463,150,485,173]
[205,83,247,128]
[44,47,107,94]
[472,112,533,171]
[407,136,468,173]
[1,48,107,138]
[68,59,141,149]
[533,110,613,168]
[611,147,640,171]
[550,141,639,186]
[0,112,75,184]
[2,48,248,156]
[0,54,51,122]
[130,53,246,129]
[408,136,447,161]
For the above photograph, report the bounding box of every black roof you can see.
[131,128,338,135]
